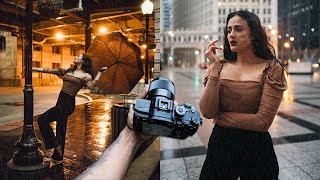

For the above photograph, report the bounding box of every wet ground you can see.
[0,94,133,179]
[160,67,320,180]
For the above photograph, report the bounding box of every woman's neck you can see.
[236,48,258,65]
[76,64,82,71]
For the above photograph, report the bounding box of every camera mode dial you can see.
[191,116,201,125]
[175,106,186,116]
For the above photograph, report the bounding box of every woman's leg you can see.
[199,126,240,179]
[239,133,279,180]
[53,112,69,159]
[37,106,60,149]
[52,91,75,160]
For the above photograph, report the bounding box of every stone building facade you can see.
[0,29,84,87]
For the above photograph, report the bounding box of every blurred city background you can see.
[160,0,320,179]
[160,0,319,71]
[0,0,161,179]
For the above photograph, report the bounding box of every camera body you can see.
[133,77,202,139]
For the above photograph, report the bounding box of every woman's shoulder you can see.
[263,59,287,91]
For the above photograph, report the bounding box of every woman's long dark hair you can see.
[223,10,276,61]
[67,53,94,79]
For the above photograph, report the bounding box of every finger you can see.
[138,85,149,99]
[208,45,223,55]
[174,101,178,106]
[209,45,223,51]
[208,40,218,46]
[205,45,222,54]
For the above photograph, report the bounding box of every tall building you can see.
[278,0,319,61]
[161,0,173,32]
[161,0,278,67]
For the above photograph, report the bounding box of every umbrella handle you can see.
[99,67,108,72]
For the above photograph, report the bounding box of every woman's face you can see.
[73,54,84,64]
[227,15,253,53]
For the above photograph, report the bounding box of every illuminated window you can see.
[52,46,62,54]
[32,61,40,68]
[33,46,42,51]
[52,63,60,69]
[70,47,79,56]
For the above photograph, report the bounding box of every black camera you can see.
[133,77,202,139]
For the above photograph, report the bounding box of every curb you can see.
[76,93,93,103]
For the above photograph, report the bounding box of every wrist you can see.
[208,64,220,77]
[123,126,144,145]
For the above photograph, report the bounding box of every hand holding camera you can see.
[133,77,202,139]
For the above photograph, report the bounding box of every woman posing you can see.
[33,53,107,161]
[199,11,287,179]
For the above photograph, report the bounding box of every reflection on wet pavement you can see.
[0,95,126,179]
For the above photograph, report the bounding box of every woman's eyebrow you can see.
[227,25,244,29]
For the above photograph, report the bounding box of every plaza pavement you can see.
[160,67,320,180]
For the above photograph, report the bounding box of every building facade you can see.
[0,30,84,86]
[160,0,278,67]
[278,0,319,62]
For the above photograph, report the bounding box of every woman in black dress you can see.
[199,11,287,179]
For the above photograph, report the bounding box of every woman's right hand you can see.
[99,67,108,73]
[205,40,223,65]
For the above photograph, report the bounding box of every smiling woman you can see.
[199,10,287,179]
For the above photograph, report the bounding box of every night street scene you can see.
[0,0,320,179]
[0,0,161,179]
[160,0,320,180]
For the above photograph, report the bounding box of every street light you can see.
[281,42,291,64]
[284,42,290,48]
[141,0,153,84]
[7,0,49,178]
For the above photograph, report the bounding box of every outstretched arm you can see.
[32,67,66,76]
[86,67,107,90]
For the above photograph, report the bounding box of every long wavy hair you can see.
[223,10,276,61]
[67,53,94,79]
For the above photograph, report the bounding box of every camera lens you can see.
[148,77,175,100]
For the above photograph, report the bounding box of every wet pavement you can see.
[160,67,320,180]
[0,94,134,179]
[0,86,89,126]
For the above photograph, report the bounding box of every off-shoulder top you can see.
[199,59,288,132]
[51,68,86,97]
[62,74,86,96]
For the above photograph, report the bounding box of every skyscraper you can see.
[161,0,278,67]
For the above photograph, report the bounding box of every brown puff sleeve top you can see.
[199,60,287,132]
[51,68,86,97]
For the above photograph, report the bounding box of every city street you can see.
[160,66,320,180]
[0,87,159,179]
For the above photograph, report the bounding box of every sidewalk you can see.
[160,68,320,180]
[0,86,90,128]
[0,86,159,179]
